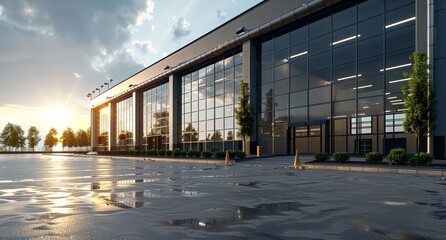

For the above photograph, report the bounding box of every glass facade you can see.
[96,106,109,150]
[116,97,134,149]
[142,82,169,150]
[258,0,416,155]
[181,52,243,151]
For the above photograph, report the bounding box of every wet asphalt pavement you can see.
[0,154,445,239]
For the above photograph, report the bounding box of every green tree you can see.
[75,129,89,147]
[402,52,436,152]
[27,126,41,151]
[44,128,58,151]
[61,128,76,148]
[235,80,254,153]
[1,123,26,151]
[86,126,91,146]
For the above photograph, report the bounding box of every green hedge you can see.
[365,152,383,163]
[409,152,432,166]
[387,148,408,165]
[333,152,350,163]
[202,151,213,158]
[314,153,330,161]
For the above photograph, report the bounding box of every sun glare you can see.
[46,106,72,128]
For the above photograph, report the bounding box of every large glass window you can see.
[143,82,169,150]
[181,52,242,151]
[257,0,415,155]
[116,97,134,148]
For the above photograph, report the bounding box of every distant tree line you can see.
[0,123,90,151]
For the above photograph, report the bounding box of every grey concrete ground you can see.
[0,154,445,239]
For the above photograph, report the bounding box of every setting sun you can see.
[46,106,73,128]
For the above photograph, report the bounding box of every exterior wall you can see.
[89,0,444,158]
[434,0,446,158]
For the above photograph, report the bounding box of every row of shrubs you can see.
[314,152,350,163]
[97,149,246,159]
[314,148,432,166]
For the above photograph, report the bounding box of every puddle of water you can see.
[234,181,264,188]
[167,202,303,229]
[274,172,299,176]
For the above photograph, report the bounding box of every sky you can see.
[0,0,262,142]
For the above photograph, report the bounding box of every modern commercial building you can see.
[90,0,446,159]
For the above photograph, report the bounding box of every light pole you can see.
[104,78,113,90]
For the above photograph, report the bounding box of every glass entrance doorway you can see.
[290,122,328,155]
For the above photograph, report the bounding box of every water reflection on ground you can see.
[0,154,445,239]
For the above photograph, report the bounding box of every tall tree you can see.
[1,123,26,150]
[402,52,436,152]
[61,128,76,148]
[86,126,91,146]
[75,129,89,147]
[235,80,254,153]
[44,128,58,151]
[27,126,41,151]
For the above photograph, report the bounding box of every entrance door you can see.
[291,123,328,154]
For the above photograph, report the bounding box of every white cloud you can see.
[171,16,191,40]
[217,9,226,21]
[162,52,168,57]
[133,40,158,54]
[136,0,155,25]
[151,24,155,31]
[74,73,82,79]
[0,5,4,16]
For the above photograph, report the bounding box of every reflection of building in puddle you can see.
[92,192,144,209]
[91,178,159,190]
[167,202,304,229]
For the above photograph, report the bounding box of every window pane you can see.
[386,25,415,53]
[309,52,330,71]
[334,100,356,117]
[359,15,384,39]
[309,69,331,88]
[290,26,308,45]
[358,0,384,22]
[274,33,289,50]
[309,16,331,38]
[332,81,356,101]
[309,86,330,105]
[290,75,308,92]
[309,34,331,55]
[290,107,307,123]
[333,43,355,66]
[274,64,289,81]
[290,58,307,77]
[358,35,383,60]
[275,78,289,96]
[358,97,383,115]
[290,91,307,108]
[333,6,356,30]
[309,103,330,121]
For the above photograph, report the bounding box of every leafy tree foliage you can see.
[86,127,91,146]
[61,128,76,148]
[402,52,436,152]
[44,128,58,150]
[235,80,254,153]
[75,129,89,147]
[27,126,41,150]
[1,123,26,150]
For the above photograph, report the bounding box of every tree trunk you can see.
[416,134,420,153]
[242,136,246,153]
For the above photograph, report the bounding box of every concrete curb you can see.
[303,164,446,176]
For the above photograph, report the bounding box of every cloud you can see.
[74,73,82,79]
[217,9,226,21]
[133,40,158,54]
[151,24,155,31]
[136,0,155,25]
[171,16,191,40]
[162,52,168,57]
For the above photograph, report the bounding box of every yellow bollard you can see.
[294,149,302,169]
[225,150,232,164]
